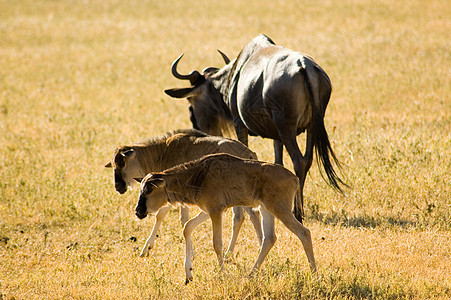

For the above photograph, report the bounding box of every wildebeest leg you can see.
[274,140,283,165]
[226,207,245,255]
[281,135,306,184]
[226,207,263,256]
[250,207,277,274]
[270,206,316,272]
[210,211,224,272]
[180,207,190,226]
[244,207,263,245]
[279,131,311,218]
[140,205,171,257]
[184,211,210,284]
[302,127,314,187]
[230,119,261,255]
[293,129,314,219]
[234,123,266,248]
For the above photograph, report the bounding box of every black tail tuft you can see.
[303,66,349,193]
[311,109,348,193]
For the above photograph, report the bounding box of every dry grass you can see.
[1,0,450,298]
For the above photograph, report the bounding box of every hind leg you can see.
[274,139,284,165]
[270,206,316,272]
[293,129,313,198]
[209,211,225,274]
[281,136,307,188]
[250,207,277,274]
[278,129,313,219]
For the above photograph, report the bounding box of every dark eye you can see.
[143,184,154,196]
[114,156,125,168]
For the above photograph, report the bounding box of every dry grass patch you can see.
[1,0,450,298]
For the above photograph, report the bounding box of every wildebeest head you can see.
[164,52,233,136]
[105,147,141,194]
[135,174,168,219]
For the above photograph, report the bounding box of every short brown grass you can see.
[1,0,450,298]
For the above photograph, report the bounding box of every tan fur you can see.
[137,153,316,283]
[106,129,262,257]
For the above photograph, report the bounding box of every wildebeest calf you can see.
[135,153,316,283]
[105,129,262,257]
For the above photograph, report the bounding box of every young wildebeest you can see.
[135,153,316,284]
[105,129,262,257]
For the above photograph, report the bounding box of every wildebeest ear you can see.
[104,162,112,168]
[134,177,143,183]
[121,149,135,158]
[164,87,195,99]
[202,67,219,76]
[151,178,166,188]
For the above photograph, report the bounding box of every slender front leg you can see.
[140,205,171,257]
[250,207,277,274]
[210,212,224,271]
[183,211,210,284]
[226,207,245,255]
[180,206,190,227]
[226,207,263,257]
[273,139,284,165]
[244,207,263,246]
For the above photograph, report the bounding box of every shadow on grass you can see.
[307,203,417,229]
[237,261,421,300]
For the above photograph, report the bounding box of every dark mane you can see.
[207,82,233,122]
[206,83,235,137]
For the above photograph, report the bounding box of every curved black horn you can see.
[217,50,230,64]
[171,54,201,85]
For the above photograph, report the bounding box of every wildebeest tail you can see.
[293,181,304,224]
[302,64,348,193]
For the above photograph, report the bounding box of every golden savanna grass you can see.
[1,0,450,298]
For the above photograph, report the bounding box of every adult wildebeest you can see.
[105,129,262,257]
[165,34,347,215]
[135,153,316,284]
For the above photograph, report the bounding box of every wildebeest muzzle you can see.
[135,195,148,219]
[114,172,127,194]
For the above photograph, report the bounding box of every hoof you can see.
[139,251,149,258]
[185,278,193,285]
[248,268,259,278]
[224,251,235,263]
[139,246,152,257]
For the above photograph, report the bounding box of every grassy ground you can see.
[1,0,450,298]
